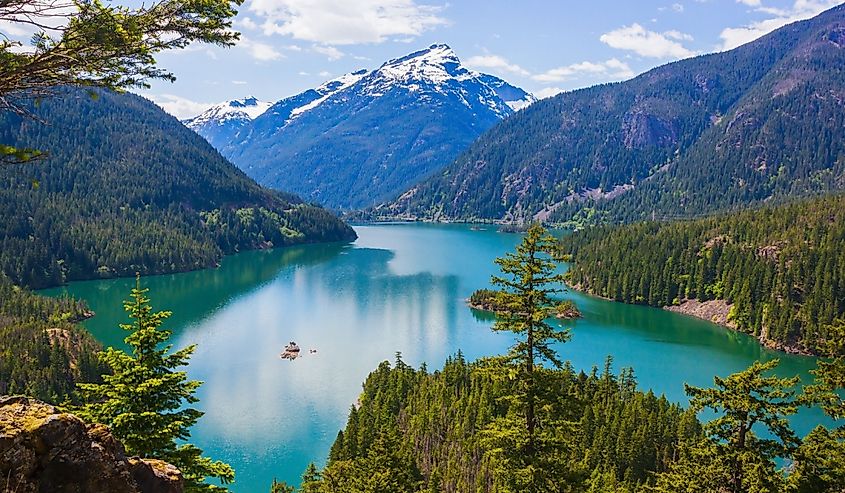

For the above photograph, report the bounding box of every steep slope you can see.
[201,44,534,210]
[0,89,356,289]
[183,96,271,150]
[380,5,845,223]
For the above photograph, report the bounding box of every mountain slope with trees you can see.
[559,195,845,355]
[0,274,104,403]
[379,4,845,224]
[0,89,356,289]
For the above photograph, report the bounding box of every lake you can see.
[42,223,829,492]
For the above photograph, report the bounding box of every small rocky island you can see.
[468,289,582,319]
[280,341,301,360]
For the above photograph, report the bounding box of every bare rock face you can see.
[0,396,183,493]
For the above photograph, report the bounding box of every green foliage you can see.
[652,359,800,493]
[0,274,104,403]
[270,480,296,493]
[789,319,845,493]
[73,279,234,492]
[804,319,845,425]
[469,288,503,312]
[0,0,240,103]
[306,354,698,493]
[560,195,845,352]
[0,88,356,289]
[789,426,845,493]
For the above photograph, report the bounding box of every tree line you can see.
[0,274,105,402]
[560,195,845,354]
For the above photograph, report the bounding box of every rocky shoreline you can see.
[569,283,813,356]
[664,299,812,356]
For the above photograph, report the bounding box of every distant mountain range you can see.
[378,4,845,224]
[186,44,535,210]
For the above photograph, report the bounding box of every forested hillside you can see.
[0,89,356,289]
[0,275,104,402]
[303,354,701,492]
[560,195,845,354]
[378,4,845,224]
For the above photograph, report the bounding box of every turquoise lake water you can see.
[42,223,830,492]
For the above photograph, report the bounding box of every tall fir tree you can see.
[482,224,572,492]
[74,277,234,492]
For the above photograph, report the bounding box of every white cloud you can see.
[239,37,284,60]
[250,0,447,45]
[148,94,213,119]
[664,30,693,41]
[318,70,332,77]
[232,80,248,85]
[600,23,697,59]
[533,87,564,99]
[672,3,685,12]
[719,0,840,50]
[236,16,260,30]
[465,55,530,77]
[532,58,635,83]
[312,44,345,60]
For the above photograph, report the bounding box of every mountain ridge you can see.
[377,5,845,224]
[186,44,535,210]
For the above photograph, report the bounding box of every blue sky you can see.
[134,0,842,117]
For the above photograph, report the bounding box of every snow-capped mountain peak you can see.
[185,96,271,128]
[374,43,471,86]
[182,97,272,150]
[186,43,537,210]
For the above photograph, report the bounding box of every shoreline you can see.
[567,282,814,357]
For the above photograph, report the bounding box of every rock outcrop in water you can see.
[0,395,183,493]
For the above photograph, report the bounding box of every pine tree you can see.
[653,359,800,493]
[300,463,322,493]
[269,479,295,493]
[482,224,572,492]
[790,319,845,492]
[74,277,234,492]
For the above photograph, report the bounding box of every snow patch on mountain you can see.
[184,96,271,128]
[289,69,369,119]
[185,44,535,137]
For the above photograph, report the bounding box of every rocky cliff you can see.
[0,396,182,493]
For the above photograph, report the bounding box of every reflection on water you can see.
[42,223,830,492]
